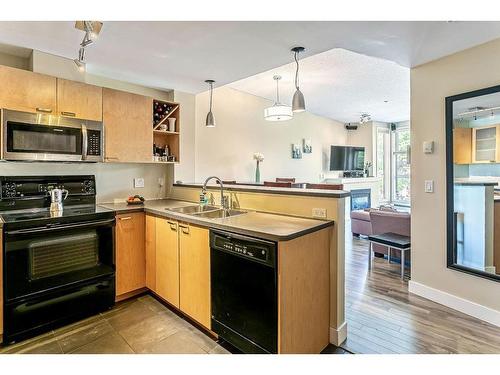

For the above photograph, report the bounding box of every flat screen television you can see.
[329,146,365,171]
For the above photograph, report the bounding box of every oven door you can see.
[3,218,115,303]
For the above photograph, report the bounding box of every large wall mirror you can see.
[446,84,500,282]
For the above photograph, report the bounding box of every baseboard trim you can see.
[329,322,347,346]
[409,280,500,327]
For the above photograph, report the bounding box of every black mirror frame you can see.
[446,83,500,283]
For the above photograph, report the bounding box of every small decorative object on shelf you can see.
[364,161,373,177]
[168,118,176,132]
[253,153,264,183]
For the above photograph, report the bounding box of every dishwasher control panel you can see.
[210,230,276,266]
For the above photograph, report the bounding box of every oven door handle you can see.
[5,218,115,236]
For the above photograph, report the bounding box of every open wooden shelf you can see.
[153,130,180,135]
[152,99,180,163]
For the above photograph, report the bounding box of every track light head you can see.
[74,59,85,72]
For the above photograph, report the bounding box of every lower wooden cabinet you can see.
[151,216,211,329]
[115,213,211,329]
[145,214,157,291]
[116,212,146,297]
[178,223,211,329]
[156,217,180,308]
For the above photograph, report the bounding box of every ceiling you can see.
[229,48,410,123]
[453,92,500,118]
[0,21,499,95]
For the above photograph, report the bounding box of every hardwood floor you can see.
[342,233,500,354]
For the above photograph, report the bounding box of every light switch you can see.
[424,180,434,193]
[134,178,145,188]
[423,141,434,154]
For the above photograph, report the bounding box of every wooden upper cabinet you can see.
[471,125,500,164]
[179,223,211,329]
[103,88,153,163]
[453,128,472,164]
[56,79,102,121]
[116,212,146,297]
[0,65,56,114]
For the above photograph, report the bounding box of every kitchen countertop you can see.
[454,178,499,186]
[99,199,334,241]
[173,182,350,198]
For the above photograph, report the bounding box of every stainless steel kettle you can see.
[48,188,69,213]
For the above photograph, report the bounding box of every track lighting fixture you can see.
[360,113,371,124]
[73,58,85,72]
[73,21,103,72]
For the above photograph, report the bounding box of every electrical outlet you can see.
[134,178,145,188]
[312,208,327,218]
[424,180,434,193]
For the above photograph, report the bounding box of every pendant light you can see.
[264,75,293,122]
[205,79,216,127]
[291,46,306,113]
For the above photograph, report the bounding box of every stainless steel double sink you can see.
[167,204,247,219]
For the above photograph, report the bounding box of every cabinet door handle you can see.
[178,224,189,234]
[105,157,119,161]
[119,216,132,221]
[61,111,76,117]
[36,107,53,113]
[168,221,177,231]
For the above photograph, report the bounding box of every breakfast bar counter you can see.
[99,199,334,242]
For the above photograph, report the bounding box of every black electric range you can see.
[0,175,116,344]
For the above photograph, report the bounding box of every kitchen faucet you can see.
[202,176,229,210]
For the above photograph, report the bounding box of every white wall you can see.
[0,162,172,203]
[410,37,500,323]
[192,86,349,183]
[173,90,196,182]
[31,50,174,101]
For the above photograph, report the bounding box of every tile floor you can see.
[0,294,231,354]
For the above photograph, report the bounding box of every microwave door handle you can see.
[81,124,88,161]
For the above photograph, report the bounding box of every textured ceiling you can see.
[230,48,410,123]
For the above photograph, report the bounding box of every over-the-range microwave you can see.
[1,109,104,162]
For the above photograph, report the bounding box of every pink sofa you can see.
[351,208,411,260]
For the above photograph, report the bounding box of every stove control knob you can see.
[82,180,94,193]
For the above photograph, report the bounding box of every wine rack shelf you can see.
[152,99,180,163]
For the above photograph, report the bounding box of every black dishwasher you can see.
[210,230,277,354]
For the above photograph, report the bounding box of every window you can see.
[392,126,411,205]
[375,127,391,203]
